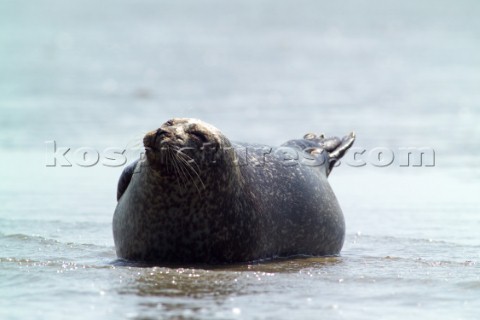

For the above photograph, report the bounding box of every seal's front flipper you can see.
[325,132,355,175]
[117,159,139,201]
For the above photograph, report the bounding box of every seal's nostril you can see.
[155,129,170,140]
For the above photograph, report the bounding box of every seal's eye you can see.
[164,119,175,126]
[190,131,208,143]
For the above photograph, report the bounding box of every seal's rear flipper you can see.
[325,132,355,175]
[328,132,355,161]
[303,131,355,176]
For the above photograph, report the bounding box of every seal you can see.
[113,118,355,264]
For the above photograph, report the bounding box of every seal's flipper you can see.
[325,132,355,175]
[300,132,355,176]
[324,132,355,160]
[117,159,139,201]
[282,131,355,176]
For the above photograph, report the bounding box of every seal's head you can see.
[142,118,237,182]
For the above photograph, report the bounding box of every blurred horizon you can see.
[1,0,479,170]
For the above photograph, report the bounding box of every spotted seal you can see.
[113,118,355,264]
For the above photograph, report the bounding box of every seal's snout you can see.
[155,129,171,143]
[144,129,173,149]
[143,131,156,149]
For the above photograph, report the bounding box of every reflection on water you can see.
[111,250,480,319]
[127,268,243,298]
[117,258,343,319]
[116,256,344,310]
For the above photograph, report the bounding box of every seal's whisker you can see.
[176,151,205,185]
[175,152,199,192]
[170,148,186,187]
[176,158,188,186]
[176,150,202,176]
[131,141,144,148]
[125,141,142,150]
[171,149,189,189]
[176,154,204,193]
[177,153,205,191]
[162,147,169,171]
[178,151,202,175]
[125,133,146,150]
[170,150,181,182]
[177,157,201,193]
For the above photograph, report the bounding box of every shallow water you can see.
[1,0,480,319]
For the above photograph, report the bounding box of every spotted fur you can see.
[113,118,355,264]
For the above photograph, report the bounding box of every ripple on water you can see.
[0,232,116,266]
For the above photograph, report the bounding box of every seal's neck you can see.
[142,158,244,199]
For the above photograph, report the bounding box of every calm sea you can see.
[1,0,479,319]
